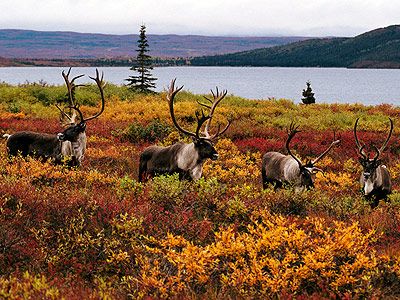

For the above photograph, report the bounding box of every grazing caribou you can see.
[139,79,230,182]
[262,122,340,191]
[3,68,105,166]
[354,118,393,208]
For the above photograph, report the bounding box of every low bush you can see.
[1,85,400,298]
[121,119,172,143]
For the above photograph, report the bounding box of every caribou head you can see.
[138,79,231,181]
[354,118,393,206]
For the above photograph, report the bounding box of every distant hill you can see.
[191,25,400,68]
[0,29,309,59]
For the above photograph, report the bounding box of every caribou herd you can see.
[1,69,397,207]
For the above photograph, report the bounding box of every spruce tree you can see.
[301,81,316,104]
[126,24,157,93]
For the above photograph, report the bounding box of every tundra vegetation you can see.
[0,81,400,298]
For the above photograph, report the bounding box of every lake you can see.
[0,66,399,105]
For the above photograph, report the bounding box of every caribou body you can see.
[4,124,86,165]
[262,123,340,191]
[139,79,230,182]
[3,68,105,166]
[354,118,393,207]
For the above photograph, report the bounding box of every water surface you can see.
[0,66,399,105]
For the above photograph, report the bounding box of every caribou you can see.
[262,122,340,191]
[3,68,105,166]
[354,118,393,208]
[139,79,230,182]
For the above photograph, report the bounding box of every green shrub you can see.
[226,197,248,219]
[149,174,189,207]
[121,119,172,143]
[115,176,143,199]
[196,177,226,203]
[7,102,21,113]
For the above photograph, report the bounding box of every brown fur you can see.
[139,140,217,182]
[5,122,86,166]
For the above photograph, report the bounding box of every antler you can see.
[194,110,211,138]
[354,118,367,160]
[82,69,106,122]
[57,68,105,125]
[198,87,231,140]
[56,67,85,125]
[55,103,73,123]
[168,79,210,139]
[372,118,393,160]
[286,122,303,168]
[62,67,85,108]
[311,132,341,165]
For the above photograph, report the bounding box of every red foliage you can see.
[1,103,400,298]
[0,118,60,133]
[235,137,283,153]
[235,128,400,163]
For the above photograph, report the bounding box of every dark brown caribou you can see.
[354,118,393,208]
[262,122,340,191]
[139,79,230,182]
[3,68,105,166]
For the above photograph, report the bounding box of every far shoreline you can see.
[1,58,400,70]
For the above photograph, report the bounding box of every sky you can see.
[1,0,399,37]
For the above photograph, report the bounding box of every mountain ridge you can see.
[190,25,400,68]
[0,29,310,59]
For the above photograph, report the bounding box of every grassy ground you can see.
[0,82,399,298]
